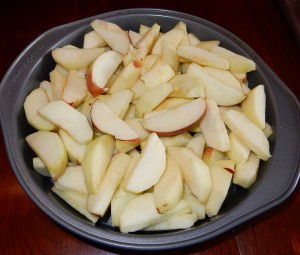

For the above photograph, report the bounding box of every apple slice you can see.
[91,19,130,55]
[56,165,88,194]
[32,157,51,177]
[115,140,139,153]
[86,50,123,97]
[187,63,245,106]
[161,41,179,72]
[210,46,256,73]
[140,54,159,76]
[169,73,205,98]
[202,147,226,167]
[154,97,192,111]
[52,47,104,70]
[107,61,141,94]
[125,118,149,141]
[205,160,234,217]
[154,155,183,213]
[141,98,206,136]
[38,99,93,144]
[81,134,115,193]
[91,100,140,141]
[177,44,229,70]
[167,147,212,203]
[200,99,231,152]
[128,30,142,46]
[241,84,266,129]
[187,33,200,46]
[135,82,173,117]
[159,132,192,148]
[226,132,250,163]
[52,184,99,223]
[61,69,88,107]
[125,133,166,193]
[186,134,206,157]
[83,30,106,49]
[233,152,260,189]
[196,40,220,51]
[24,87,56,131]
[26,131,68,180]
[58,129,86,164]
[87,153,131,217]
[49,68,66,100]
[222,110,271,161]
[105,89,134,118]
[39,80,53,101]
[183,193,206,220]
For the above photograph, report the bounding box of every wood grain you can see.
[0,0,299,254]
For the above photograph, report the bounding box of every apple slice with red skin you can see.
[91,99,140,142]
[141,98,206,136]
[86,50,123,97]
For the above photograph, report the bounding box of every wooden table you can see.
[0,0,299,254]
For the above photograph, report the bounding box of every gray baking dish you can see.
[0,8,299,252]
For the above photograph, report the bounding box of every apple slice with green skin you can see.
[81,134,115,193]
[26,131,68,180]
[61,69,88,107]
[83,30,106,49]
[200,99,231,152]
[32,157,51,177]
[52,184,99,223]
[169,73,205,99]
[125,133,166,193]
[202,147,225,167]
[154,155,183,213]
[52,47,105,70]
[140,59,176,89]
[135,82,173,117]
[24,87,56,131]
[210,46,256,73]
[58,129,86,165]
[241,84,266,129]
[187,63,245,106]
[38,99,93,145]
[226,132,250,163]
[222,110,271,161]
[167,147,212,203]
[141,98,206,137]
[205,160,235,217]
[177,44,229,70]
[91,19,130,55]
[86,50,123,97]
[144,213,197,231]
[87,153,131,217]
[56,165,88,194]
[49,68,66,100]
[233,152,260,189]
[91,100,140,141]
[151,27,184,55]
[107,61,141,94]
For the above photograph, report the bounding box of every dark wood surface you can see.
[0,0,299,254]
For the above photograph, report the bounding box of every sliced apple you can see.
[125,133,166,193]
[202,147,226,167]
[205,160,234,217]
[154,97,192,111]
[169,73,205,98]
[154,155,183,213]
[141,98,206,136]
[128,30,142,46]
[187,33,201,46]
[167,147,212,203]
[186,134,206,158]
[32,157,51,177]
[87,153,131,217]
[61,69,88,107]
[38,99,93,144]
[161,41,179,72]
[177,44,229,70]
[58,129,86,164]
[233,152,260,188]
[86,50,123,97]
[183,193,206,220]
[210,46,256,73]
[91,19,130,55]
[159,132,192,148]
[83,30,106,49]
[131,79,149,100]
[196,40,220,51]
[56,165,88,194]
[222,110,271,161]
[49,68,66,100]
[115,140,139,153]
[24,87,56,131]
[81,134,115,193]
[52,47,104,70]
[241,84,266,129]
[200,99,231,152]
[187,63,245,106]
[140,54,159,76]
[26,131,68,180]
[91,100,140,141]
[226,132,250,163]
[135,82,173,117]
[125,118,149,140]
[39,80,53,101]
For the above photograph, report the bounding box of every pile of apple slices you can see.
[24,19,273,233]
